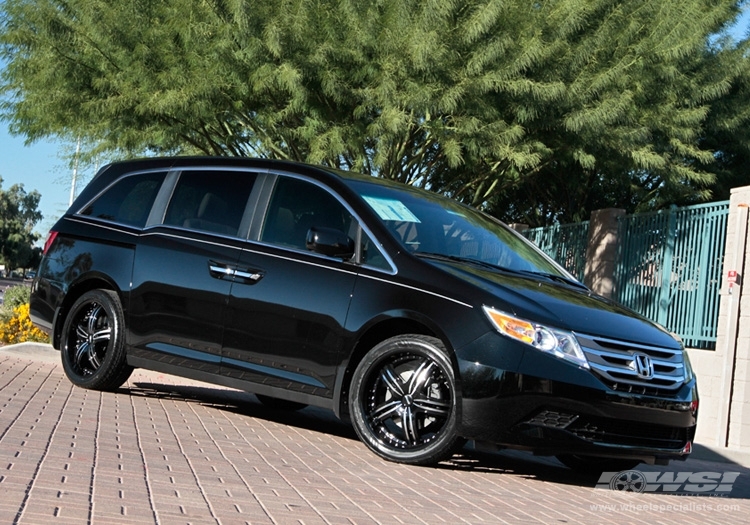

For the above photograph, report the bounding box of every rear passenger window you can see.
[80,172,165,227]
[163,170,256,237]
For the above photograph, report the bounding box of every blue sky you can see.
[0,131,73,233]
[1,7,749,237]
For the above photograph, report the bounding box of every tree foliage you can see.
[0,178,42,273]
[699,36,750,204]
[1,0,749,226]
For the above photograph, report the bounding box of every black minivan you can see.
[30,157,697,470]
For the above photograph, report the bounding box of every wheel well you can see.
[53,278,118,349]
[337,318,437,421]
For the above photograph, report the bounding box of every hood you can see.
[428,259,681,349]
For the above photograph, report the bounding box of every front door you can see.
[221,175,358,401]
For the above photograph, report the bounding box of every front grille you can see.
[526,410,579,429]
[576,333,685,394]
[568,416,687,449]
[522,411,689,449]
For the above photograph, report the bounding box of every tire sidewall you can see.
[349,335,459,465]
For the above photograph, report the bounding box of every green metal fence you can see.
[523,221,590,282]
[613,201,729,349]
[522,201,729,349]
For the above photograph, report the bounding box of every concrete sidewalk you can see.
[1,343,749,524]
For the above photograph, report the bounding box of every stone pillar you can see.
[689,185,750,455]
[583,208,625,299]
[508,223,529,233]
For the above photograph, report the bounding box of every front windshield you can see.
[349,179,570,279]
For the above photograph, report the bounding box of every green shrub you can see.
[3,284,31,309]
[0,285,48,344]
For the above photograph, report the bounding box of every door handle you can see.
[208,261,264,283]
[233,268,264,281]
[209,263,235,279]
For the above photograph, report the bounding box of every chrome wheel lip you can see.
[362,351,453,452]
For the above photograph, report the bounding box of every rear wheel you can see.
[349,335,461,465]
[61,289,133,391]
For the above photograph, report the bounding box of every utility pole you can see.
[69,137,81,206]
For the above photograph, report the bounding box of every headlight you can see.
[483,306,589,369]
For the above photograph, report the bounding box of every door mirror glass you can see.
[306,227,355,258]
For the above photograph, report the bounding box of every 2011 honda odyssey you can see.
[30,157,697,470]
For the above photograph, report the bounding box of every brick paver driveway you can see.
[1,344,748,524]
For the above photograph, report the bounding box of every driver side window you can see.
[261,177,353,251]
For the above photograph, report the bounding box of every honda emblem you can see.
[633,353,654,379]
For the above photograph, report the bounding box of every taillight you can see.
[42,230,59,255]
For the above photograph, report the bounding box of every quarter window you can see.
[80,172,165,227]
[360,230,391,270]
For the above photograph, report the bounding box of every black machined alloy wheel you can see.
[61,289,133,391]
[349,335,461,465]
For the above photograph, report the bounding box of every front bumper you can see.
[454,333,697,462]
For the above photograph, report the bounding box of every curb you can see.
[0,341,58,362]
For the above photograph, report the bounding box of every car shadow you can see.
[123,381,750,499]
[443,448,750,499]
[126,381,358,441]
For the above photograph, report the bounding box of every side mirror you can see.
[306,227,355,259]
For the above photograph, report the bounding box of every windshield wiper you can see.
[415,252,505,272]
[416,252,587,290]
[514,269,587,289]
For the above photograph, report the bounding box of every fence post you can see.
[584,208,625,299]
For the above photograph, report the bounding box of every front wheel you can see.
[61,289,133,391]
[349,335,462,465]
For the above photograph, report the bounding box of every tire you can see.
[61,289,133,391]
[255,394,307,411]
[349,334,461,465]
[556,454,641,474]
